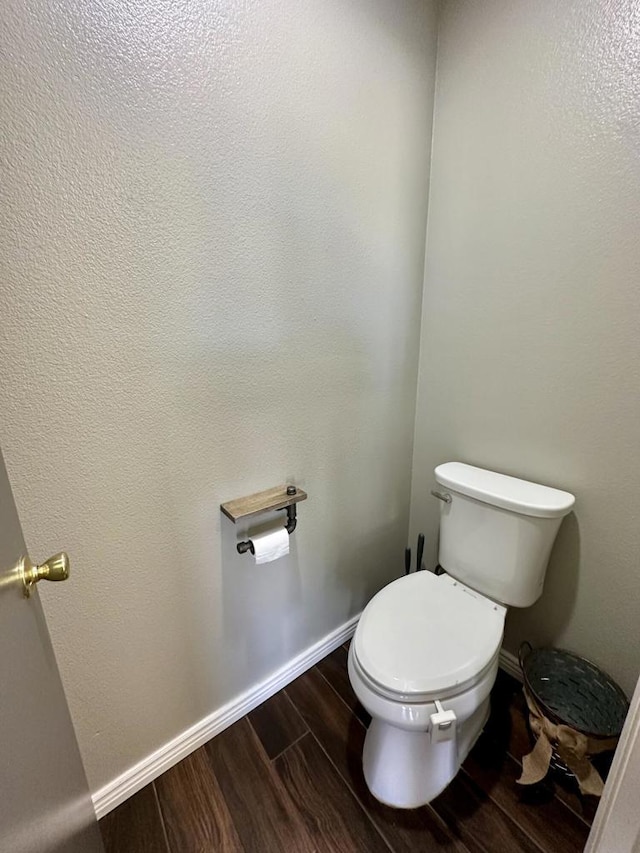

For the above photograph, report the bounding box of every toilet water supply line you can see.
[406,533,426,574]
[405,488,451,573]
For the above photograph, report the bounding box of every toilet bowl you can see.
[348,461,575,809]
[349,572,505,808]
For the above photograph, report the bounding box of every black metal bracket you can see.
[237,486,298,555]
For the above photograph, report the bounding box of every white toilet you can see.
[348,461,575,809]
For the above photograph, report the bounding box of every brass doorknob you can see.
[21,552,70,597]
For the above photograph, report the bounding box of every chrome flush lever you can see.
[430,490,452,504]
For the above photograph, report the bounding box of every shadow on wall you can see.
[217,511,406,695]
[140,266,418,711]
[219,512,305,689]
[332,517,407,610]
[504,511,581,653]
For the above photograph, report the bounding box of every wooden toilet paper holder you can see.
[220,484,307,555]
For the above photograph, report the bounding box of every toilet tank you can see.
[434,462,575,608]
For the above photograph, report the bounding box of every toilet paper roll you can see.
[252,528,290,564]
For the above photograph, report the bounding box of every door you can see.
[585,672,640,853]
[0,449,103,853]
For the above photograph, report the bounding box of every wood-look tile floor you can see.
[100,644,595,852]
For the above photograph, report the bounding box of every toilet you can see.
[348,461,575,809]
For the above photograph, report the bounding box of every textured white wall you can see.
[0,0,438,789]
[410,0,640,695]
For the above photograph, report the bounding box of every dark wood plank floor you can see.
[100,643,595,852]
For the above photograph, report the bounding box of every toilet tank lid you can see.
[435,462,575,519]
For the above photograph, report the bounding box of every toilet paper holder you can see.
[220,484,307,556]
[237,501,297,555]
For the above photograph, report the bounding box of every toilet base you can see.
[362,697,491,809]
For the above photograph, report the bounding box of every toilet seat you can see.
[354,572,505,700]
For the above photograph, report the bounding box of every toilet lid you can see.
[354,572,505,697]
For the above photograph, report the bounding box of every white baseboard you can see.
[499,647,523,682]
[92,613,360,819]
